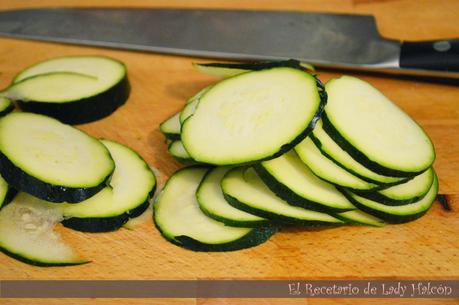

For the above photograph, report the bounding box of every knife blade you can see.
[0,8,457,79]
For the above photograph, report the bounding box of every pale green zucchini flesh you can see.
[221,167,343,226]
[159,112,181,141]
[255,150,354,212]
[353,168,435,205]
[324,76,435,176]
[0,194,88,266]
[0,112,115,203]
[0,97,14,117]
[196,167,268,227]
[342,173,438,223]
[181,67,325,165]
[59,140,156,232]
[179,87,210,124]
[153,167,277,251]
[310,120,405,185]
[295,136,377,191]
[9,55,129,124]
[336,209,386,227]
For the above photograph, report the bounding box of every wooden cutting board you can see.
[1,0,458,304]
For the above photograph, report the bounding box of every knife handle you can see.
[400,39,459,73]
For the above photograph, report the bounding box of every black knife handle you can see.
[400,39,459,72]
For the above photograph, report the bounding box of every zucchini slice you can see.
[254,150,354,212]
[0,175,16,210]
[193,59,314,78]
[0,193,88,266]
[159,112,181,141]
[153,167,278,251]
[179,87,210,124]
[221,167,343,226]
[0,112,115,203]
[353,168,435,205]
[336,209,386,227]
[323,76,435,176]
[0,97,14,117]
[59,140,156,232]
[342,174,438,223]
[295,137,378,191]
[181,67,325,165]
[9,55,129,124]
[168,140,196,164]
[310,120,405,185]
[196,167,268,227]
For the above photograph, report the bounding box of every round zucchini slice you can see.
[153,167,278,251]
[342,173,438,223]
[167,140,197,165]
[0,175,16,210]
[295,136,378,191]
[353,168,435,205]
[8,55,129,124]
[335,209,386,227]
[196,167,268,227]
[159,112,181,141]
[254,150,355,213]
[0,112,115,203]
[310,120,406,185]
[323,76,435,177]
[221,167,343,226]
[0,97,14,117]
[181,67,325,165]
[179,86,210,124]
[59,140,156,232]
[0,193,88,266]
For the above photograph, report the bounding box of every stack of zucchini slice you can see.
[157,61,437,252]
[0,112,156,266]
[0,56,155,266]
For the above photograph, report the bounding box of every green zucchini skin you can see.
[0,151,110,203]
[339,178,438,224]
[351,189,426,206]
[61,141,157,233]
[223,192,341,227]
[308,133,411,187]
[321,114,421,178]
[167,141,199,165]
[62,187,154,233]
[165,225,279,252]
[62,194,152,233]
[342,192,431,224]
[163,133,181,141]
[0,187,18,210]
[197,204,269,228]
[0,246,89,267]
[159,112,181,141]
[253,163,350,213]
[333,210,385,227]
[153,166,278,252]
[0,100,14,118]
[16,75,130,125]
[196,167,269,228]
[195,59,313,73]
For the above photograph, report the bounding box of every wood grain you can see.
[0,0,458,304]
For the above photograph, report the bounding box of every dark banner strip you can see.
[1,280,458,298]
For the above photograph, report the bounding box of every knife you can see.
[0,8,457,80]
